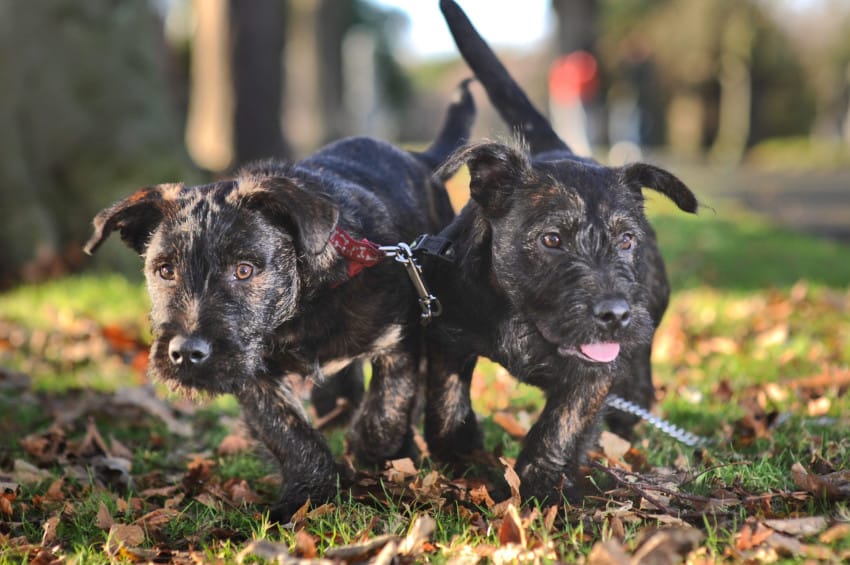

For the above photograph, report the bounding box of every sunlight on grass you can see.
[647,196,850,290]
[0,274,148,329]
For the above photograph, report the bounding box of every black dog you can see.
[84,84,475,520]
[414,0,699,505]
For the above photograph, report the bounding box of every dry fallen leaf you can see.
[44,478,64,502]
[633,527,704,563]
[398,514,436,556]
[19,428,66,466]
[763,516,828,537]
[371,539,398,565]
[237,539,332,565]
[108,523,146,548]
[0,483,17,518]
[134,507,180,532]
[217,432,254,456]
[289,498,311,525]
[469,484,495,509]
[0,495,12,518]
[493,411,528,439]
[492,458,522,517]
[306,503,335,520]
[820,523,850,544]
[498,504,526,548]
[737,521,775,551]
[223,478,264,505]
[323,534,397,561]
[599,430,631,462]
[764,532,804,557]
[95,501,113,530]
[392,457,418,474]
[293,529,317,558]
[791,462,850,501]
[807,396,831,417]
[587,539,631,565]
[41,515,60,547]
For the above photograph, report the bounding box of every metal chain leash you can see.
[605,394,714,448]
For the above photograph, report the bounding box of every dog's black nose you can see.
[168,335,211,366]
[592,298,631,331]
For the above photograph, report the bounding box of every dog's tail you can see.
[440,0,571,155]
[417,77,477,174]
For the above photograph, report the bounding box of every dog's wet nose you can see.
[168,335,211,366]
[592,298,631,331]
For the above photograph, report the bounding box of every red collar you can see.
[329,226,387,278]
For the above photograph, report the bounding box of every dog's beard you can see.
[148,335,265,396]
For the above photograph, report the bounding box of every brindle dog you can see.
[416,0,699,505]
[84,83,475,520]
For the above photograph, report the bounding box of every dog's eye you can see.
[618,233,635,251]
[158,264,176,281]
[234,263,254,281]
[540,232,562,249]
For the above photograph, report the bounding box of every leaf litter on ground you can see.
[1,276,850,562]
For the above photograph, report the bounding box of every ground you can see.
[0,162,849,563]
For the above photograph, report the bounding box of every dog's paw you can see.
[426,417,483,464]
[267,464,352,524]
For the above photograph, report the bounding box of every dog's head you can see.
[442,142,697,368]
[85,166,339,394]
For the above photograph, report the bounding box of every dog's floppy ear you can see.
[234,175,339,256]
[620,163,698,214]
[84,183,182,255]
[439,142,531,217]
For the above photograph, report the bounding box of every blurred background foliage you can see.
[1,0,849,289]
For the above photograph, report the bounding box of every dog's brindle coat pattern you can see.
[414,0,699,505]
[84,87,474,520]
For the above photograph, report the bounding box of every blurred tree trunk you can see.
[285,0,322,156]
[186,0,289,170]
[185,0,234,171]
[316,0,354,144]
[0,0,196,288]
[552,0,604,146]
[552,0,598,55]
[710,6,754,163]
[230,0,289,165]
[285,0,355,155]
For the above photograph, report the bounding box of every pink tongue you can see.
[580,342,620,363]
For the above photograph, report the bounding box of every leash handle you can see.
[605,394,713,448]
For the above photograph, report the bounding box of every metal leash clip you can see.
[379,242,443,325]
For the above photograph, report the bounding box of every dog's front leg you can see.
[237,380,346,522]
[349,346,420,466]
[514,375,613,505]
[605,343,655,438]
[424,348,482,462]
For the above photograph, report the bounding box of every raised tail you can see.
[417,78,477,174]
[439,0,570,155]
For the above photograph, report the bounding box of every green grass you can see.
[0,273,149,329]
[1,197,849,563]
